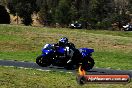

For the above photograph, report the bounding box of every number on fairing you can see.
[65,47,74,57]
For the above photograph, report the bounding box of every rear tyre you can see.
[77,76,86,85]
[82,57,95,71]
[36,55,51,67]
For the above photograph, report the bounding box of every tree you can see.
[55,0,72,26]
[0,0,7,6]
[71,0,82,21]
[0,5,10,24]
[38,0,52,26]
[36,0,60,26]
[7,0,39,25]
[114,0,129,15]
[112,0,130,27]
[5,0,132,29]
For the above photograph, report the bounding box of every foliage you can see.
[38,1,52,26]
[54,0,71,26]
[7,0,39,25]
[0,5,10,24]
[5,0,132,28]
[0,0,7,6]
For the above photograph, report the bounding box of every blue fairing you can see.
[57,47,65,54]
[42,49,53,56]
[79,48,94,57]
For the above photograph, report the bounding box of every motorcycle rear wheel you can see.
[82,56,95,71]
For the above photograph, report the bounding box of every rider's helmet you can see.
[59,37,68,46]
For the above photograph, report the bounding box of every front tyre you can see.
[36,55,51,67]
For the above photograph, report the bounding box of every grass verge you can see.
[0,66,132,88]
[0,24,132,70]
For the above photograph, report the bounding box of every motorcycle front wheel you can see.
[36,55,51,67]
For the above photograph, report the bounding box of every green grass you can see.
[0,66,131,88]
[0,51,40,62]
[0,24,132,88]
[94,51,132,69]
[0,24,132,70]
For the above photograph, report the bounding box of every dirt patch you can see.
[0,41,34,51]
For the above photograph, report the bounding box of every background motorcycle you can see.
[123,24,132,31]
[70,23,82,29]
[36,44,95,71]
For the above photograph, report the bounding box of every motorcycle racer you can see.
[53,37,79,64]
[36,37,95,70]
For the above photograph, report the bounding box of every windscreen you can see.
[43,44,52,50]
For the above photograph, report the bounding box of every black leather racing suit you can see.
[52,42,80,64]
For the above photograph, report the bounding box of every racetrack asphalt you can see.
[0,60,132,78]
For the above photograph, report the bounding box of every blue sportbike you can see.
[36,44,95,70]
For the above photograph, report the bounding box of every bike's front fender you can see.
[41,53,47,57]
